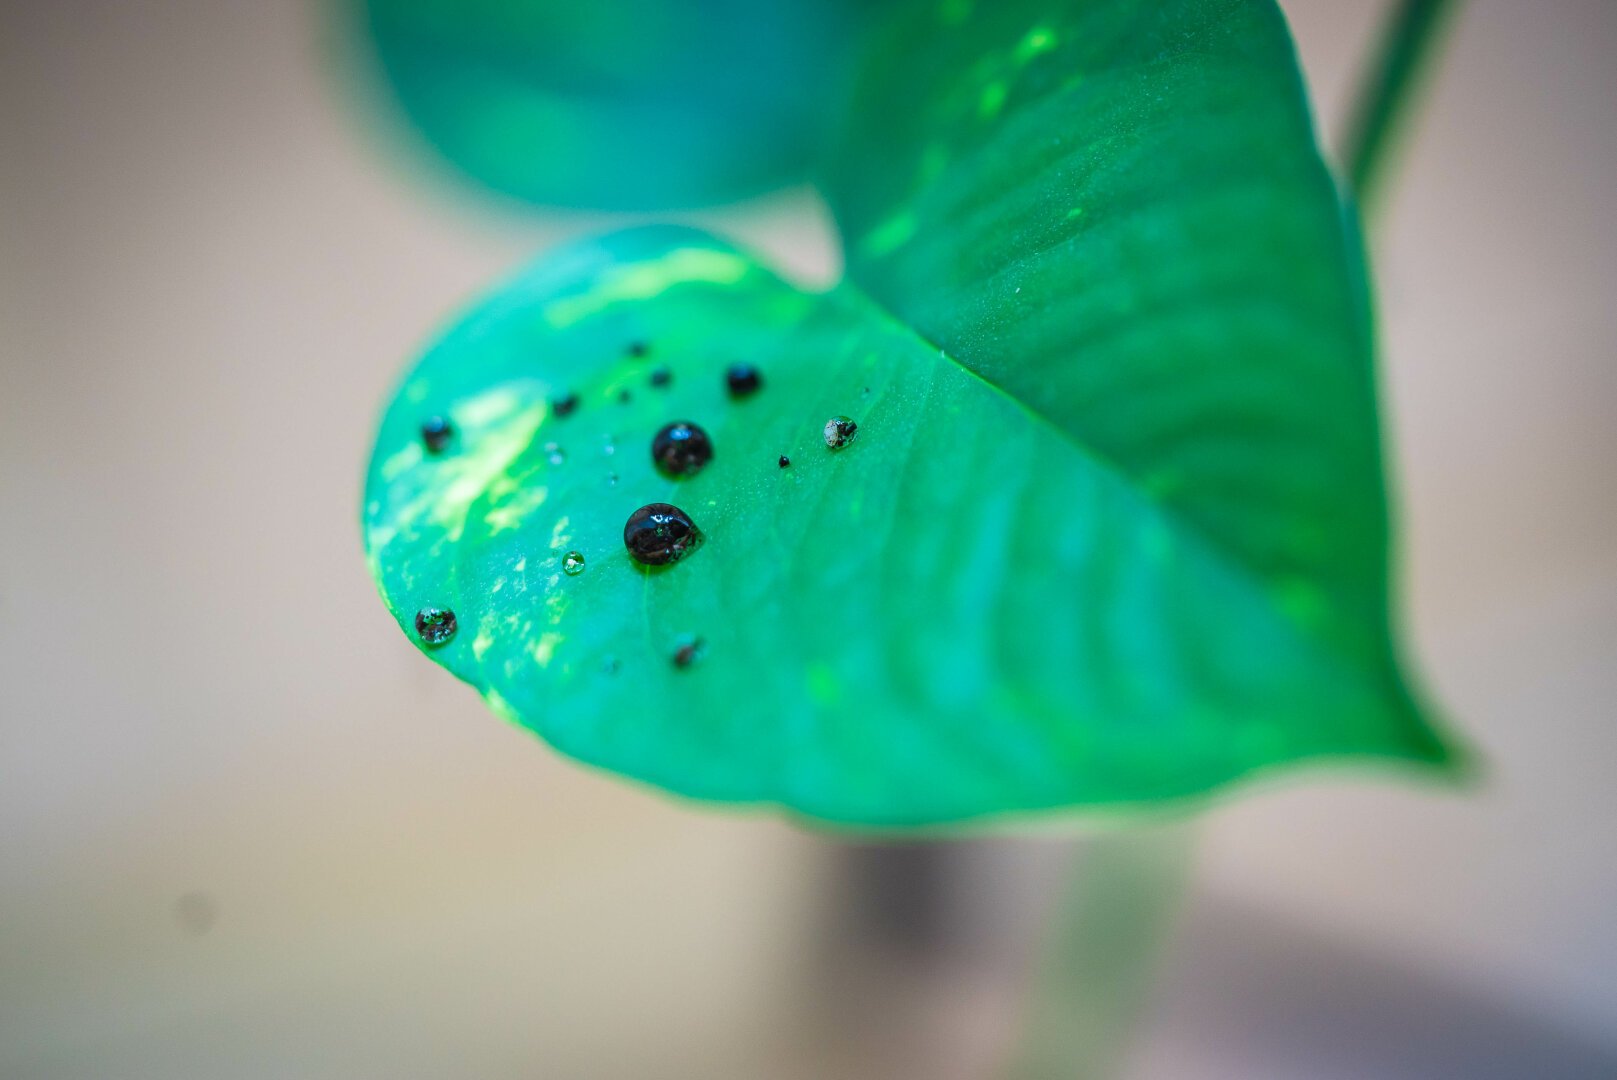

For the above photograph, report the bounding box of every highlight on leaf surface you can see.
[348,0,874,209]
[361,0,1461,826]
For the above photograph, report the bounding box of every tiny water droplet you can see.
[562,551,586,576]
[672,637,705,668]
[545,441,566,465]
[624,502,701,565]
[618,388,632,404]
[823,416,859,449]
[725,362,762,398]
[421,416,453,453]
[551,391,579,417]
[778,454,790,468]
[650,365,672,388]
[602,437,616,456]
[627,341,649,359]
[652,421,713,476]
[606,472,619,486]
[601,655,621,675]
[414,606,457,646]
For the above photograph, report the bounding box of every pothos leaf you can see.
[353,0,874,209]
[362,0,1460,826]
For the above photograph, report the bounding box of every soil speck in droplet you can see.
[415,606,457,646]
[651,421,713,476]
[421,416,453,453]
[551,392,579,418]
[623,503,701,566]
[823,416,859,449]
[725,363,762,398]
[778,454,790,468]
[672,637,706,668]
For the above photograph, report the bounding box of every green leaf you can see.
[362,0,1460,825]
[353,0,871,209]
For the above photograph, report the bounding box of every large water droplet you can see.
[652,421,713,477]
[725,363,762,398]
[562,551,586,576]
[624,503,701,566]
[823,416,859,449]
[421,416,453,454]
[414,606,457,646]
[551,391,579,418]
[545,441,566,465]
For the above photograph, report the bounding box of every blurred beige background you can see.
[2,1,1614,1077]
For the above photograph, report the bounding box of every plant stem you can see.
[1341,0,1460,217]
[1005,824,1194,1080]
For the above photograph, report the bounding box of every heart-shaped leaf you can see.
[362,0,1460,825]
[352,0,874,209]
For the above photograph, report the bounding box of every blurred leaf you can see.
[354,0,871,209]
[362,0,1458,825]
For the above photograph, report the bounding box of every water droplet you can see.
[606,472,619,486]
[627,341,649,359]
[414,606,457,646]
[778,454,791,468]
[562,551,586,576]
[545,441,566,465]
[601,655,621,675]
[652,421,713,476]
[725,363,762,398]
[823,416,859,449]
[618,388,632,404]
[623,502,701,566]
[421,416,453,454]
[672,637,706,668]
[650,365,672,388]
[602,437,616,456]
[551,391,579,417]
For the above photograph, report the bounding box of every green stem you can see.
[1341,0,1460,217]
[1005,824,1194,1080]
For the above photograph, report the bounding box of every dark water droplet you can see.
[624,502,701,565]
[415,606,457,646]
[421,416,454,453]
[551,391,579,417]
[562,550,586,576]
[652,421,713,476]
[627,341,649,359]
[618,388,632,404]
[545,441,566,465]
[778,454,791,468]
[824,416,859,449]
[725,363,762,398]
[650,365,672,388]
[672,637,705,668]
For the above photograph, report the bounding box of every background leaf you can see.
[352,0,874,209]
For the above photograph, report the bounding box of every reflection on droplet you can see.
[823,416,859,449]
[652,421,713,477]
[673,637,705,668]
[551,392,579,418]
[545,441,566,465]
[725,363,762,398]
[421,416,453,454]
[415,606,457,646]
[623,503,701,566]
[650,366,672,388]
[562,551,586,576]
[778,454,791,468]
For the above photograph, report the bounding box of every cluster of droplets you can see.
[411,346,864,669]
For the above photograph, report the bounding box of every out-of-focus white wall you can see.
[0,2,1612,1078]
